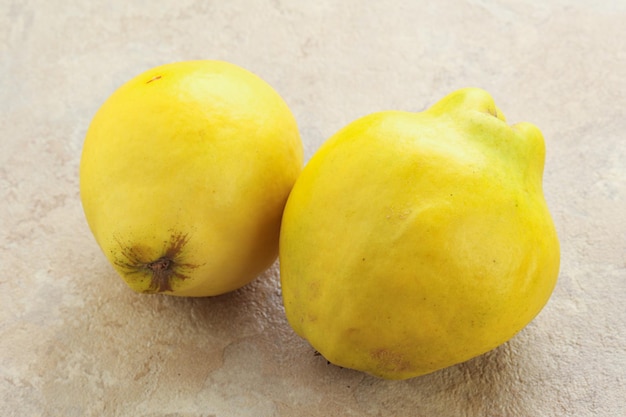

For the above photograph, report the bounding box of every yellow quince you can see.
[279,88,560,379]
[80,60,303,296]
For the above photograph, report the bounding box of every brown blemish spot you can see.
[114,231,200,293]
[146,75,162,84]
[370,348,413,373]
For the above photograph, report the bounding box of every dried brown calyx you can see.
[114,231,200,293]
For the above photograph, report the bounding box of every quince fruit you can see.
[279,88,560,379]
[80,60,303,296]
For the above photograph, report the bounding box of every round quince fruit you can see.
[279,88,560,379]
[80,60,303,296]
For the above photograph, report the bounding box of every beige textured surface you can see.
[1,1,625,416]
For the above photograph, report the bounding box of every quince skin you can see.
[279,88,560,380]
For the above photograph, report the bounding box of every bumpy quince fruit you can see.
[279,88,560,379]
[80,60,303,296]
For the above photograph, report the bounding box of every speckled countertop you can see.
[1,1,625,416]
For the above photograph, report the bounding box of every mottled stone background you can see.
[1,1,624,416]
